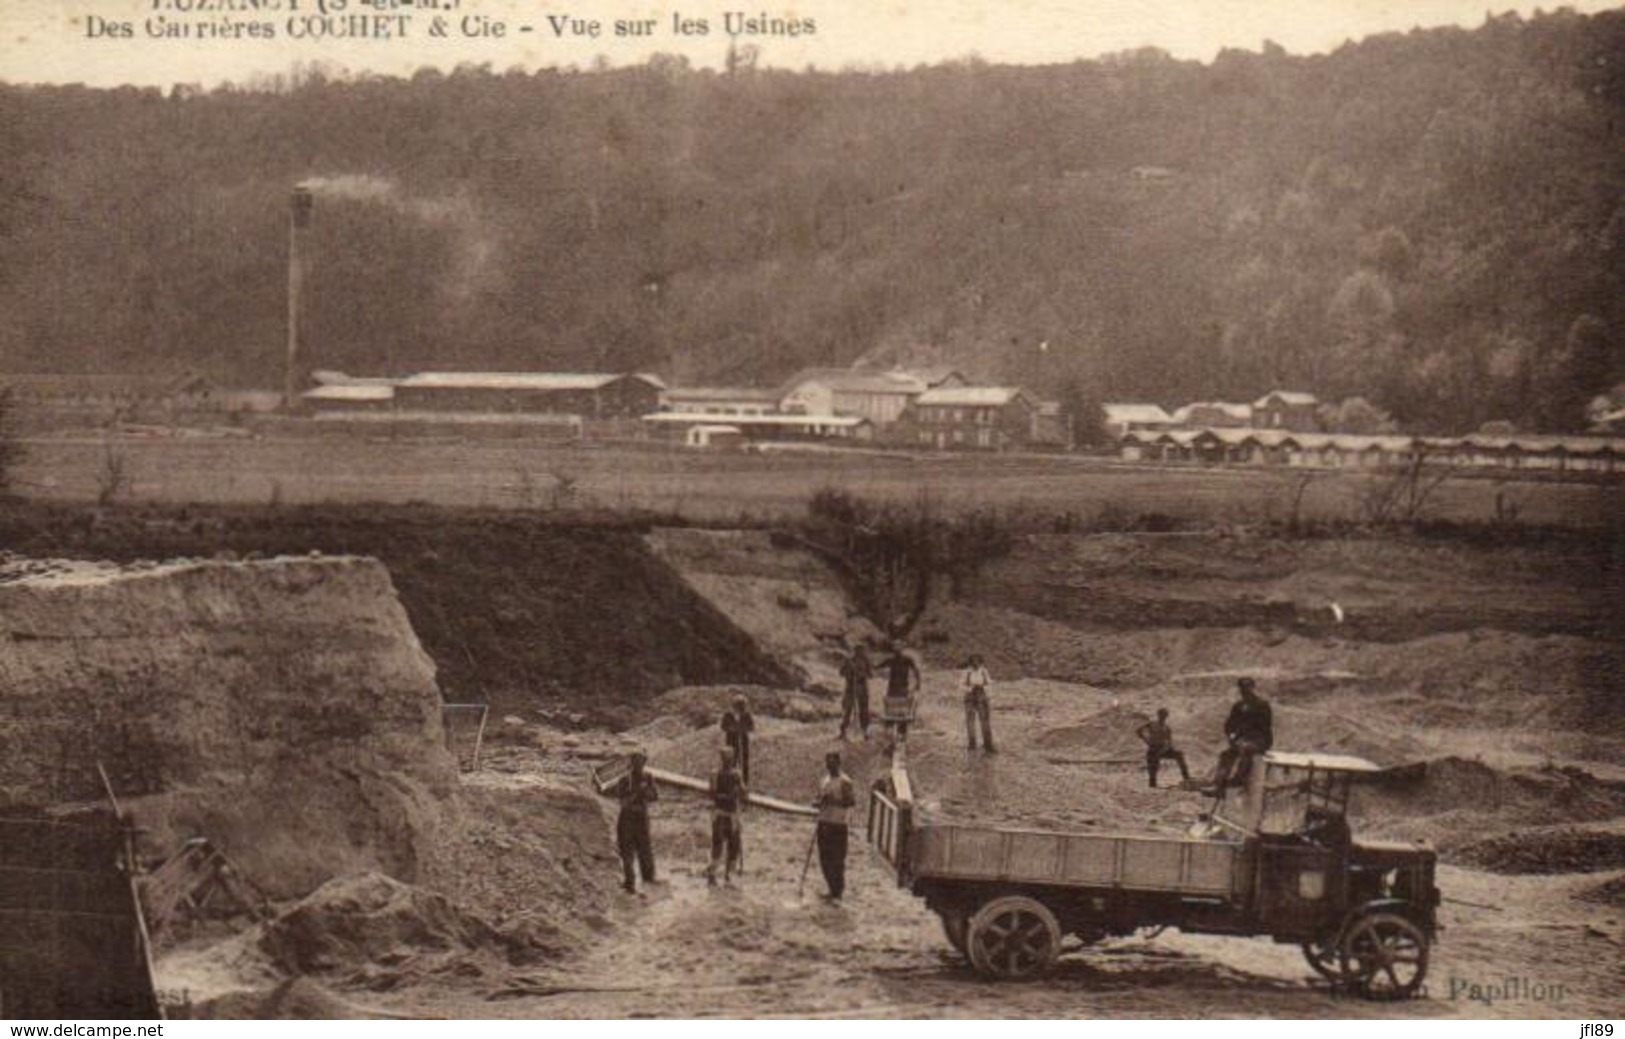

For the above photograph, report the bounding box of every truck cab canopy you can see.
[1218,751,1384,837]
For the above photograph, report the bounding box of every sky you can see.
[0,0,1619,88]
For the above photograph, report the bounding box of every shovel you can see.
[796,825,818,900]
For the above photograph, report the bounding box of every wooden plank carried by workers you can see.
[591,757,815,817]
[647,767,817,817]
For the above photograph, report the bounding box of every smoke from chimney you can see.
[297,173,502,303]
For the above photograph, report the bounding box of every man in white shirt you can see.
[963,653,996,753]
[813,751,856,902]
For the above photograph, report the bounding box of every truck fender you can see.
[1338,898,1429,940]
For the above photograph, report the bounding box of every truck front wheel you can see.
[1338,912,1429,1000]
[967,895,1062,981]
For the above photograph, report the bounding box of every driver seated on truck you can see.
[1299,804,1352,850]
[1212,677,1273,791]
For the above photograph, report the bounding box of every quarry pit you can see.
[0,504,1619,1019]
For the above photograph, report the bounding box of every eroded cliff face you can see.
[0,556,458,896]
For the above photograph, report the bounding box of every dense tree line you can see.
[1,8,1622,433]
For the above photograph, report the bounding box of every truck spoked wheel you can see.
[1338,912,1429,1000]
[939,911,969,959]
[967,896,1061,980]
[1301,939,1339,980]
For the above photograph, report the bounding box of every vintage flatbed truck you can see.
[866,749,1439,999]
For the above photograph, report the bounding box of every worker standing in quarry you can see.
[880,642,921,741]
[962,653,996,753]
[839,643,873,741]
[1135,708,1190,788]
[721,694,756,784]
[812,751,856,903]
[706,747,747,886]
[612,750,659,894]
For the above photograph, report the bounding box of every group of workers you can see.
[836,641,926,742]
[608,658,1275,901]
[838,641,993,754]
[610,693,857,902]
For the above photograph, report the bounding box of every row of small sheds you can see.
[1119,427,1624,473]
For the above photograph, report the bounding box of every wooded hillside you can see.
[2,8,1621,432]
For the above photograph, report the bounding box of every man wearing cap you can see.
[706,746,747,886]
[611,750,659,894]
[1214,677,1273,790]
[813,751,856,902]
[720,695,756,785]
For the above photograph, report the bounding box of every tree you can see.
[1059,378,1111,449]
[1357,449,1453,526]
[1535,315,1620,431]
[1316,396,1398,434]
[797,488,1012,639]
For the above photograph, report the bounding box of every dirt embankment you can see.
[0,555,456,894]
[645,528,881,693]
[0,549,623,1015]
[0,504,793,724]
[963,531,1619,644]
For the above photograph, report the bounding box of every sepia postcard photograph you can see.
[0,0,1621,1023]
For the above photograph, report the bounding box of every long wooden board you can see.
[592,757,817,817]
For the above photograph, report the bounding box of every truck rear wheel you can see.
[966,895,1061,981]
[1338,912,1429,1001]
[1301,939,1339,980]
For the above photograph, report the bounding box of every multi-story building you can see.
[898,386,1040,451]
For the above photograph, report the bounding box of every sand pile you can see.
[651,896,777,953]
[428,775,618,957]
[148,772,620,1010]
[189,978,375,1020]
[0,555,456,896]
[1451,829,1625,875]
[1357,758,1625,847]
[1361,631,1621,729]
[257,873,511,989]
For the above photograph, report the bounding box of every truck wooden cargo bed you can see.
[870,777,1247,899]
[913,822,1246,898]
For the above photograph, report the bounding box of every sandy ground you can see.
[114,523,1620,1019]
[352,669,1623,1019]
